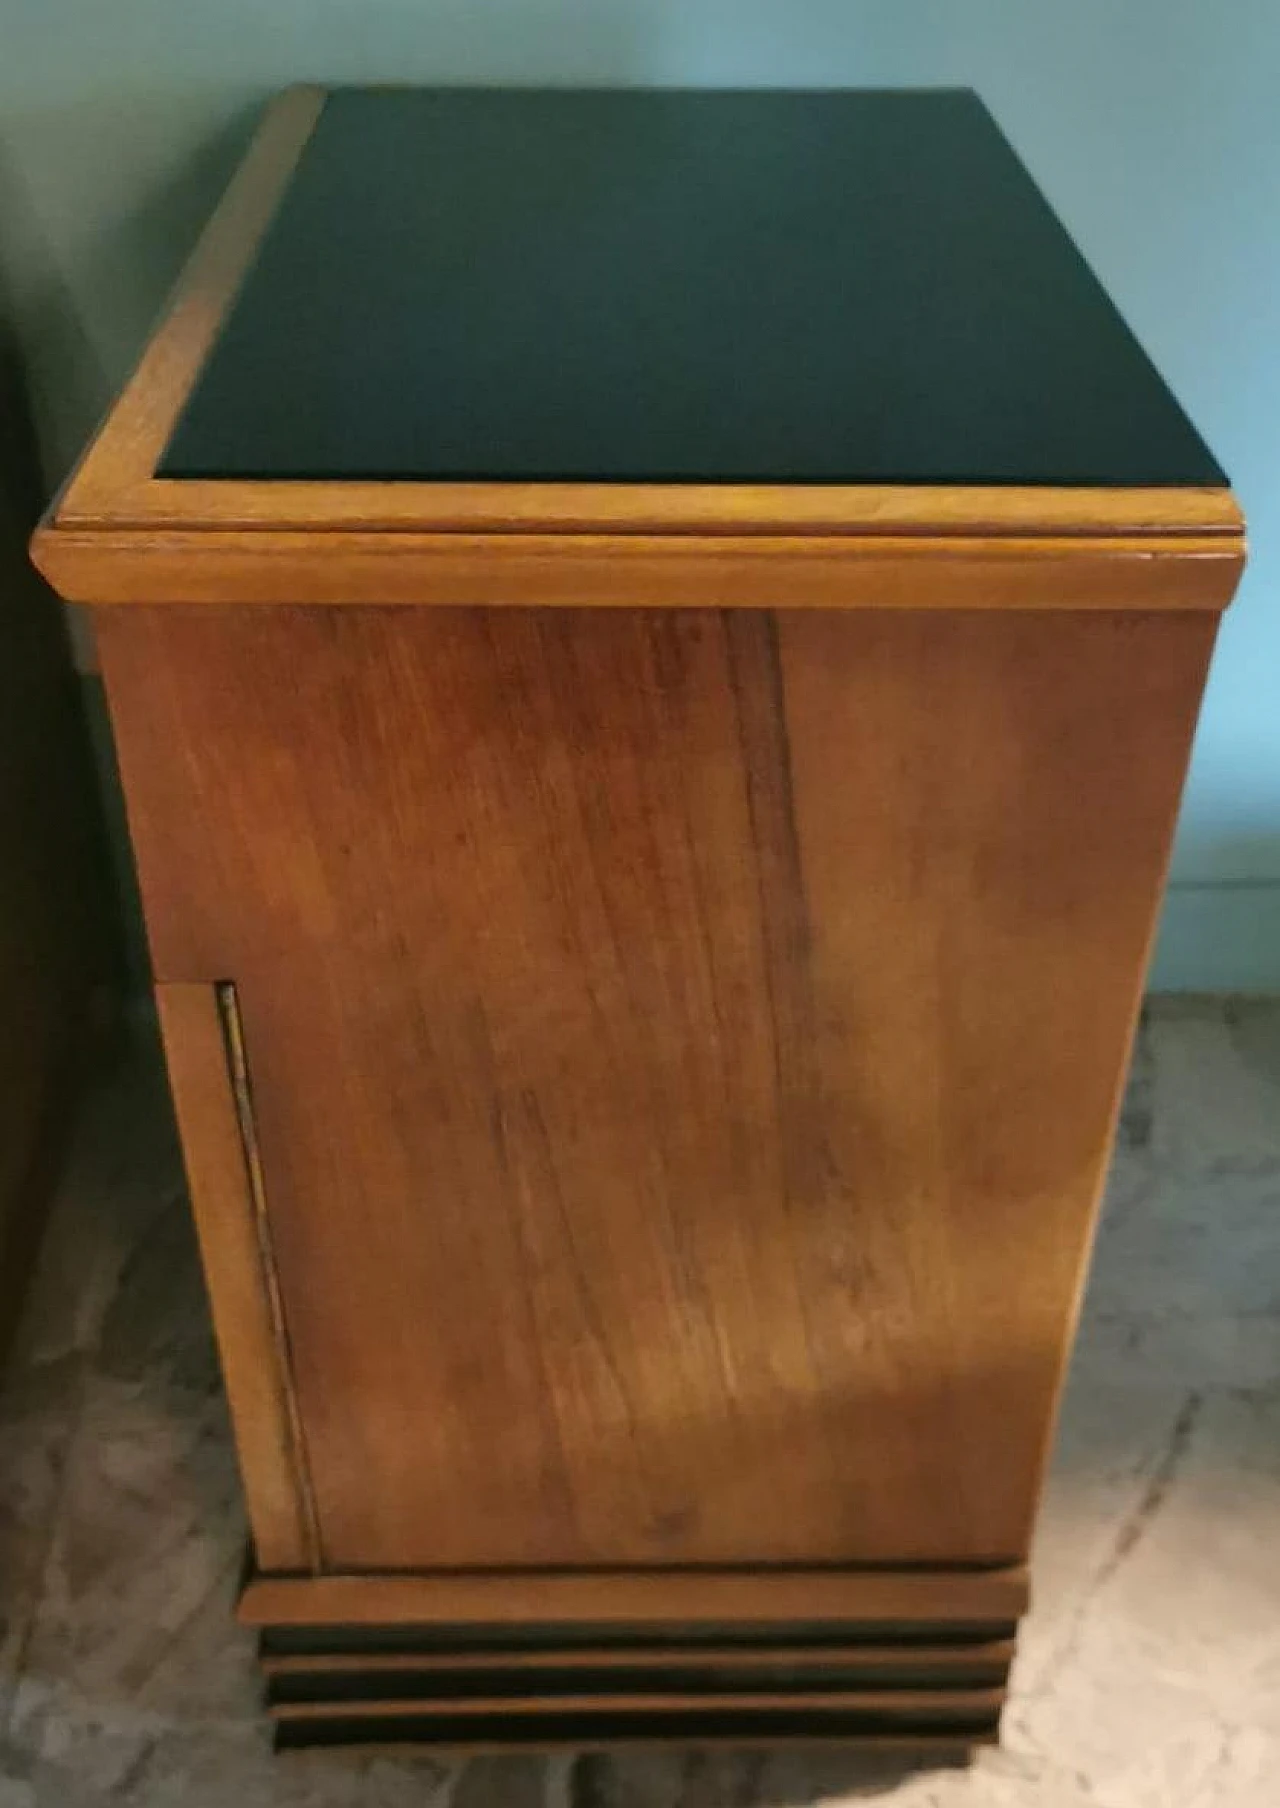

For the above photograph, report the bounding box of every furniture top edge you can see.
[44,82,1243,555]
[49,84,330,531]
[44,482,1245,545]
[29,516,1246,616]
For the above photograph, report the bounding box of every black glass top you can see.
[161,87,1225,488]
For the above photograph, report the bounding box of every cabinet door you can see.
[102,603,1211,1572]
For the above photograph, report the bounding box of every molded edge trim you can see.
[238,1564,1030,1628]
[30,522,1244,612]
[31,81,1245,615]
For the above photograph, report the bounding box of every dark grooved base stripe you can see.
[259,1620,1013,1751]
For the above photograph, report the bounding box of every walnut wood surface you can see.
[237,1564,1029,1628]
[154,984,318,1569]
[34,521,1243,612]
[259,1639,1017,1681]
[53,478,1245,539]
[269,1688,1005,1722]
[98,602,1212,1574]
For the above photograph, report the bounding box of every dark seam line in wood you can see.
[215,978,325,1572]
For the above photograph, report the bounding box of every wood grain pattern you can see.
[155,983,318,1570]
[98,603,1213,1574]
[49,477,1236,538]
[238,1565,1029,1628]
[33,522,1243,612]
[274,1724,993,1754]
[53,477,1244,539]
[269,1687,1006,1722]
[259,1639,1017,1681]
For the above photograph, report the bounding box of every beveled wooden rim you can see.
[33,522,1245,610]
[259,1636,1018,1677]
[268,1686,1008,1721]
[238,1563,1030,1628]
[34,84,1246,610]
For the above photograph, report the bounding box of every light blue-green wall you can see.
[4,1,1278,988]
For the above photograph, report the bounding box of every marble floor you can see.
[1,998,1278,1807]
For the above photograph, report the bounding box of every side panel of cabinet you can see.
[97,603,1214,1571]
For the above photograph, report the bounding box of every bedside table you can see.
[34,86,1243,1753]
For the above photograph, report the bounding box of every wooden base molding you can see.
[245,1565,1021,1750]
[238,1565,1030,1629]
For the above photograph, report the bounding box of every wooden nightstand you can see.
[34,86,1244,1754]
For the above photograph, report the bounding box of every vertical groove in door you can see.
[215,980,325,1573]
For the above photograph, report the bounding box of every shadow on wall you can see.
[0,254,123,1351]
[0,100,257,490]
[0,170,144,972]
[1,0,673,489]
[0,108,264,981]
[1155,847,1280,994]
[0,150,101,499]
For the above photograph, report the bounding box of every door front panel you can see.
[100,603,1213,1570]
